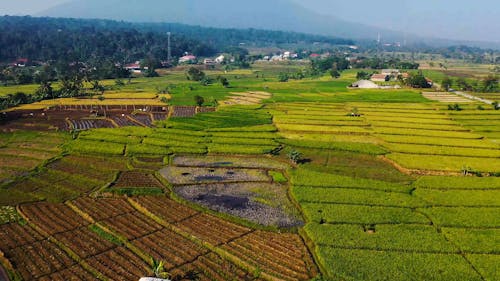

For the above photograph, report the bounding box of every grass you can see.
[383,143,500,158]
[386,153,500,172]
[414,189,500,206]
[268,171,287,183]
[418,207,500,228]
[316,247,482,281]
[292,186,425,207]
[442,228,500,254]
[301,203,430,224]
[305,223,458,252]
[290,169,412,193]
[279,139,387,155]
[414,176,500,190]
[64,139,125,155]
[88,224,124,246]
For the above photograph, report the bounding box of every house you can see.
[203,59,215,65]
[215,55,225,64]
[179,55,197,64]
[124,61,144,73]
[371,74,390,82]
[425,78,434,87]
[10,58,29,67]
[381,69,400,76]
[271,55,284,61]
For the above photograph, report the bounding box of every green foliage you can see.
[268,171,287,183]
[414,176,500,190]
[64,139,125,155]
[186,67,206,81]
[88,224,124,246]
[447,103,463,111]
[301,203,429,225]
[287,149,302,164]
[292,186,424,207]
[290,169,411,192]
[0,206,21,224]
[317,248,482,281]
[151,258,169,278]
[418,207,500,227]
[280,139,387,155]
[443,228,500,254]
[305,223,457,252]
[207,143,276,154]
[415,189,500,206]
[126,144,172,156]
[194,95,205,106]
[109,188,164,196]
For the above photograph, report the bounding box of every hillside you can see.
[38,0,401,40]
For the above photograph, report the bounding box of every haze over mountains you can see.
[37,0,404,40]
[31,0,500,49]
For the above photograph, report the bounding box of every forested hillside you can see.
[0,16,352,63]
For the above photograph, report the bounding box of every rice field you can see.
[0,68,498,281]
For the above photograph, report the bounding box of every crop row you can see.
[172,155,289,170]
[64,139,125,155]
[383,143,500,158]
[276,124,370,134]
[414,176,500,190]
[301,203,430,225]
[290,169,411,193]
[378,134,499,149]
[373,127,483,139]
[414,189,500,207]
[316,247,482,281]
[112,171,164,189]
[292,186,424,208]
[386,153,500,172]
[305,223,458,253]
[280,139,387,155]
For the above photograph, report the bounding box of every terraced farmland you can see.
[0,69,499,281]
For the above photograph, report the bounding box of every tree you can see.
[356,71,371,80]
[186,67,206,81]
[287,149,302,164]
[218,76,230,88]
[407,72,431,88]
[278,72,289,82]
[194,95,204,106]
[482,75,499,92]
[441,77,453,91]
[330,69,341,79]
[35,81,53,100]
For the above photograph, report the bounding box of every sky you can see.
[0,0,498,42]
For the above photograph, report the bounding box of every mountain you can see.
[38,0,401,41]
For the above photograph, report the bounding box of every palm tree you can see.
[151,258,169,279]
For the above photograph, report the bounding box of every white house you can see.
[215,55,225,64]
[124,61,145,73]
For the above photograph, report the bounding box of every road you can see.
[453,91,495,105]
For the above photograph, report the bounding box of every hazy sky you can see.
[1,0,498,42]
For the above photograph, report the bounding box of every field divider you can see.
[378,155,463,176]
[293,184,412,194]
[413,208,487,281]
[66,201,155,271]
[126,197,288,281]
[16,204,109,281]
[316,244,461,255]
